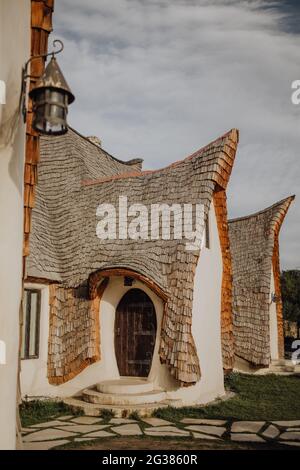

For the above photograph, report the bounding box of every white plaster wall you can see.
[234,355,260,373]
[269,268,279,360]
[0,0,31,450]
[21,203,225,406]
[165,201,225,404]
[20,283,51,397]
[21,278,167,398]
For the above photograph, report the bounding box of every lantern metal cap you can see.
[29,56,75,104]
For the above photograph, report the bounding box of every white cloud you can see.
[53,0,299,268]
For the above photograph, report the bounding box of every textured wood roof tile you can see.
[229,196,295,365]
[28,128,239,385]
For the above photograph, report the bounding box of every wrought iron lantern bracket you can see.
[22,39,65,122]
[22,39,74,135]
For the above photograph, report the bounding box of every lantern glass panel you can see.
[32,88,69,135]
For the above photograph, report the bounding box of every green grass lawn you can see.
[154,372,300,422]
[20,400,78,427]
[20,373,300,427]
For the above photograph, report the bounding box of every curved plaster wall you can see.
[21,203,225,405]
[0,0,31,450]
[165,201,225,404]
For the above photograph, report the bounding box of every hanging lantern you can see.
[29,55,75,135]
[22,40,75,135]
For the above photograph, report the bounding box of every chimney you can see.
[126,158,143,171]
[87,135,102,147]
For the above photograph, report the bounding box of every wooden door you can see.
[114,289,157,377]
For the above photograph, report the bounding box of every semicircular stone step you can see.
[83,388,167,406]
[96,378,155,395]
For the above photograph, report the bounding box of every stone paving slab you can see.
[111,424,143,436]
[56,424,108,433]
[280,432,300,441]
[192,432,220,440]
[231,421,264,433]
[272,420,300,427]
[262,425,280,439]
[23,428,78,442]
[185,425,226,437]
[82,430,116,438]
[280,441,300,447]
[30,420,75,428]
[181,418,226,426]
[109,418,137,424]
[20,415,300,448]
[144,426,190,437]
[21,427,34,433]
[74,438,100,442]
[230,433,265,443]
[71,417,103,425]
[24,440,69,450]
[142,417,172,426]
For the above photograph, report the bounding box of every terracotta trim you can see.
[272,235,284,359]
[82,128,239,187]
[213,188,234,371]
[23,0,54,259]
[89,268,168,302]
[90,278,109,368]
[24,276,58,285]
[271,195,295,359]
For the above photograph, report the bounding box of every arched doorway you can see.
[114,289,157,377]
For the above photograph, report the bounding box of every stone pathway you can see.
[21,416,300,450]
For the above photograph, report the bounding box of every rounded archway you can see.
[114,288,157,377]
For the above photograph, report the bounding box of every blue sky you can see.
[53,0,300,268]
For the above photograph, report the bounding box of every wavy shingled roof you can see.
[229,195,295,366]
[27,127,239,385]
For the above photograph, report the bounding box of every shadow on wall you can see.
[0,68,25,194]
